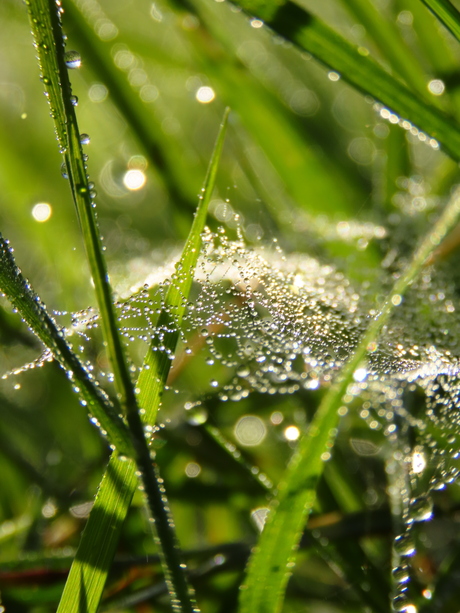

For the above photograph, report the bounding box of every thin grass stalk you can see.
[27,1,198,610]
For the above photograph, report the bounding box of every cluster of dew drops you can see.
[7,218,455,610]
[106,226,460,610]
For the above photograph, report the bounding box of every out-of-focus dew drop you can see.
[428,79,445,96]
[123,169,146,191]
[185,462,201,478]
[196,86,215,103]
[283,425,300,441]
[32,202,52,222]
[234,415,266,446]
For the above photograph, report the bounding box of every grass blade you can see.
[230,0,460,160]
[64,0,197,212]
[28,2,201,610]
[136,108,230,418]
[0,234,133,455]
[27,0,137,431]
[56,109,230,613]
[57,456,138,613]
[419,0,460,42]
[238,187,460,613]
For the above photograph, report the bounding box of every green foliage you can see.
[3,1,460,612]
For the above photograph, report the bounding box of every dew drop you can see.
[80,133,91,145]
[64,50,82,69]
[392,565,410,584]
[394,532,416,557]
[408,495,433,523]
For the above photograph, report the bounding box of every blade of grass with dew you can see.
[238,187,460,613]
[0,233,133,455]
[56,109,230,613]
[28,2,198,610]
[135,107,230,417]
[419,0,460,42]
[27,0,138,430]
[230,0,460,160]
[200,417,389,610]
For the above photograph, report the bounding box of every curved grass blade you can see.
[420,0,460,42]
[0,233,133,455]
[27,2,201,610]
[238,188,460,613]
[136,108,230,416]
[27,0,137,434]
[56,109,230,613]
[230,0,460,160]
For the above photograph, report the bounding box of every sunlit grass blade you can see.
[28,2,201,610]
[56,456,138,613]
[420,0,460,42]
[0,233,132,455]
[27,0,137,431]
[238,185,460,613]
[230,0,460,160]
[136,108,230,418]
[56,109,230,613]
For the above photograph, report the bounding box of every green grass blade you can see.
[231,0,460,160]
[238,188,460,613]
[136,107,230,421]
[27,0,137,427]
[57,456,138,613]
[0,233,133,455]
[28,3,202,610]
[419,0,460,42]
[56,110,230,613]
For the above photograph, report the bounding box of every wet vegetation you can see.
[2,0,460,612]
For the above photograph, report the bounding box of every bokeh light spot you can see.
[196,86,215,103]
[32,202,52,222]
[123,169,146,191]
[234,415,266,446]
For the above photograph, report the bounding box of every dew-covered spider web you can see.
[5,221,460,611]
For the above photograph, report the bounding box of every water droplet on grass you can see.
[64,50,81,69]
